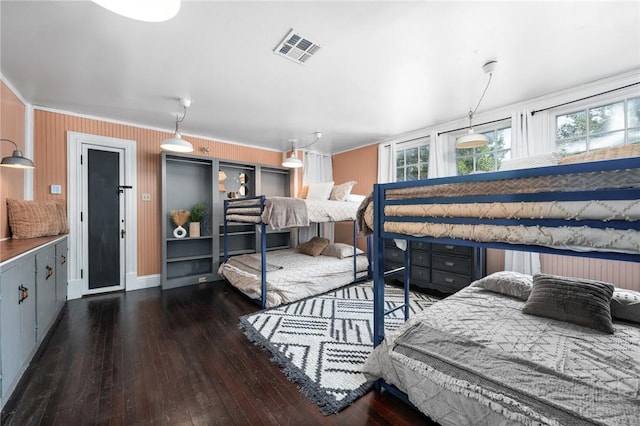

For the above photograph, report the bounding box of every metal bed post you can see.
[403,241,410,320]
[259,195,267,310]
[372,184,386,347]
[223,199,229,262]
[352,220,358,282]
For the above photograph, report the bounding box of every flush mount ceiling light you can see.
[161,98,193,153]
[273,29,321,64]
[456,60,498,149]
[281,132,322,169]
[92,0,180,22]
[0,138,35,169]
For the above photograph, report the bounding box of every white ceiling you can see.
[2,1,639,155]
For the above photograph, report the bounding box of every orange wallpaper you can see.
[33,110,282,276]
[0,81,26,239]
[332,144,377,248]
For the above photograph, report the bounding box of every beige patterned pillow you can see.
[7,199,65,239]
[523,273,614,334]
[297,236,330,256]
[330,181,357,201]
[322,243,364,259]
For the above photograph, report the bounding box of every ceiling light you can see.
[0,139,35,169]
[161,98,193,153]
[456,60,497,149]
[282,139,302,168]
[92,0,180,22]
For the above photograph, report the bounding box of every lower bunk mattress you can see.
[364,285,640,426]
[218,248,369,308]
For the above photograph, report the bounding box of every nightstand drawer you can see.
[432,254,471,275]
[411,250,431,268]
[432,243,473,257]
[384,247,405,263]
[412,241,431,251]
[411,265,430,284]
[431,270,471,291]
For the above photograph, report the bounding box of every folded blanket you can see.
[261,197,309,230]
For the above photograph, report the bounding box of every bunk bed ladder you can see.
[352,221,373,282]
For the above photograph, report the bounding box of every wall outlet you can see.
[50,185,62,194]
[142,193,151,201]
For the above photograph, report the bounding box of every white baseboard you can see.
[128,274,161,291]
[66,274,160,299]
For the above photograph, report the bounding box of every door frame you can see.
[67,132,137,299]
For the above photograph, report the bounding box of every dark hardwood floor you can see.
[1,281,434,425]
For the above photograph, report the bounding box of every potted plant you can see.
[189,202,206,237]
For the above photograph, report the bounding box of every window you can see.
[395,138,429,182]
[456,127,511,175]
[555,96,640,154]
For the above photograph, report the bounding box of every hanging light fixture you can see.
[0,139,35,169]
[456,60,497,149]
[91,0,181,22]
[161,98,193,153]
[281,132,322,169]
[282,140,303,168]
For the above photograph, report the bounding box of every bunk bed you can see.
[360,154,640,425]
[219,195,372,308]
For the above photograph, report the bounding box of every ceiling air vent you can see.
[273,29,321,64]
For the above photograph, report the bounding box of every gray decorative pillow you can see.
[297,236,330,256]
[322,243,364,259]
[471,271,532,301]
[330,181,357,201]
[611,289,640,324]
[523,273,615,334]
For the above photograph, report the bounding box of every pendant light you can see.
[281,132,322,169]
[456,60,497,149]
[0,139,35,169]
[282,140,303,168]
[92,0,181,22]
[161,98,193,153]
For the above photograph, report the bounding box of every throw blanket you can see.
[261,197,309,230]
[356,193,374,235]
[225,254,283,273]
[393,322,640,426]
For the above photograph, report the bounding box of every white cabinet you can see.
[0,236,67,409]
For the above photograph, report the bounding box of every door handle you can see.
[121,229,126,239]
[19,285,29,304]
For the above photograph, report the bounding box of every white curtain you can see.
[428,131,457,178]
[504,109,542,275]
[299,151,334,243]
[377,142,395,183]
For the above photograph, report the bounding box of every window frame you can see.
[454,121,512,175]
[394,136,430,182]
[553,90,640,154]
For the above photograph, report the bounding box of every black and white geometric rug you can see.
[239,281,439,415]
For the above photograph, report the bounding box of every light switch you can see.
[50,185,62,195]
[142,193,151,201]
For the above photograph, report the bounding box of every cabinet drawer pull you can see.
[444,277,455,283]
[61,255,67,265]
[46,265,54,279]
[19,285,29,304]
[445,261,455,267]
[445,245,454,250]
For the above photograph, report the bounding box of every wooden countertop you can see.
[0,235,67,264]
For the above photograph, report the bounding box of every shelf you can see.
[221,231,256,237]
[167,236,213,242]
[167,254,213,263]
[221,249,255,257]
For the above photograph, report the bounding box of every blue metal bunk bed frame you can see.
[370,157,640,404]
[223,195,373,309]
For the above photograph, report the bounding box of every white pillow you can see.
[322,243,364,259]
[346,193,366,203]
[499,152,562,171]
[306,182,334,200]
